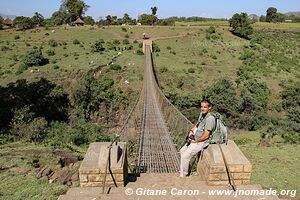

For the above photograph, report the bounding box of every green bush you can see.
[206,26,216,34]
[12,117,48,143]
[188,68,195,73]
[53,65,59,69]
[121,27,127,32]
[14,35,20,40]
[240,79,270,111]
[109,64,122,71]
[73,39,80,45]
[46,121,69,147]
[15,64,28,75]
[1,46,10,51]
[203,78,239,123]
[48,39,58,47]
[152,43,160,52]
[113,40,120,45]
[159,67,168,73]
[122,39,130,45]
[23,49,49,67]
[91,40,105,52]
[136,49,144,55]
[46,49,55,56]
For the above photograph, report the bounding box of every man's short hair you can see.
[200,99,212,107]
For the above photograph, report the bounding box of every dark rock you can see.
[58,157,77,168]
[66,181,72,186]
[59,171,73,184]
[30,159,40,168]
[49,171,60,183]
[36,166,53,178]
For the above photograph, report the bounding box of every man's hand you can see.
[189,125,197,136]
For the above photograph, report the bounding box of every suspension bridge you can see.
[58,40,280,200]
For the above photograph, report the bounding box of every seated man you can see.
[179,99,215,177]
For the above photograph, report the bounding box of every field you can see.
[229,131,300,194]
[0,21,299,199]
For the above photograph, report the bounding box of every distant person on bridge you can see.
[180,99,215,177]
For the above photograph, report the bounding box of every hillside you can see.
[0,22,299,199]
[285,11,300,17]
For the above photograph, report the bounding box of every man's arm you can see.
[190,129,211,143]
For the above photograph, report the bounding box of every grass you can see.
[254,22,300,31]
[153,26,248,93]
[229,131,300,195]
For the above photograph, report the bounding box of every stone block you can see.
[197,140,252,186]
[79,174,88,183]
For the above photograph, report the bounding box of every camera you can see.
[185,135,195,146]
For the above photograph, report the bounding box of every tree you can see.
[122,13,131,24]
[259,15,266,22]
[229,13,253,39]
[0,16,3,29]
[83,16,95,25]
[105,15,118,25]
[31,12,44,26]
[273,13,285,23]
[59,0,89,23]
[203,78,239,119]
[13,16,35,30]
[151,6,158,16]
[266,7,277,22]
[51,11,67,25]
[138,14,156,25]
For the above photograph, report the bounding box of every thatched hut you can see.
[3,18,13,28]
[74,17,84,26]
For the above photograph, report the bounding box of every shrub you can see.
[152,43,160,52]
[46,49,55,56]
[23,49,49,67]
[122,39,130,45]
[113,40,120,45]
[14,35,20,40]
[46,121,69,147]
[206,26,216,34]
[1,46,10,51]
[73,39,80,45]
[159,67,168,73]
[121,27,127,32]
[203,78,239,120]
[136,49,144,55]
[91,40,105,52]
[109,64,122,71]
[15,64,28,75]
[12,117,48,143]
[53,65,59,69]
[188,68,195,73]
[166,46,171,50]
[124,34,129,38]
[48,39,58,47]
[240,79,270,111]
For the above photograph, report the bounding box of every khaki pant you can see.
[180,142,207,177]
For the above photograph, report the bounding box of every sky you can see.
[1,0,300,20]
